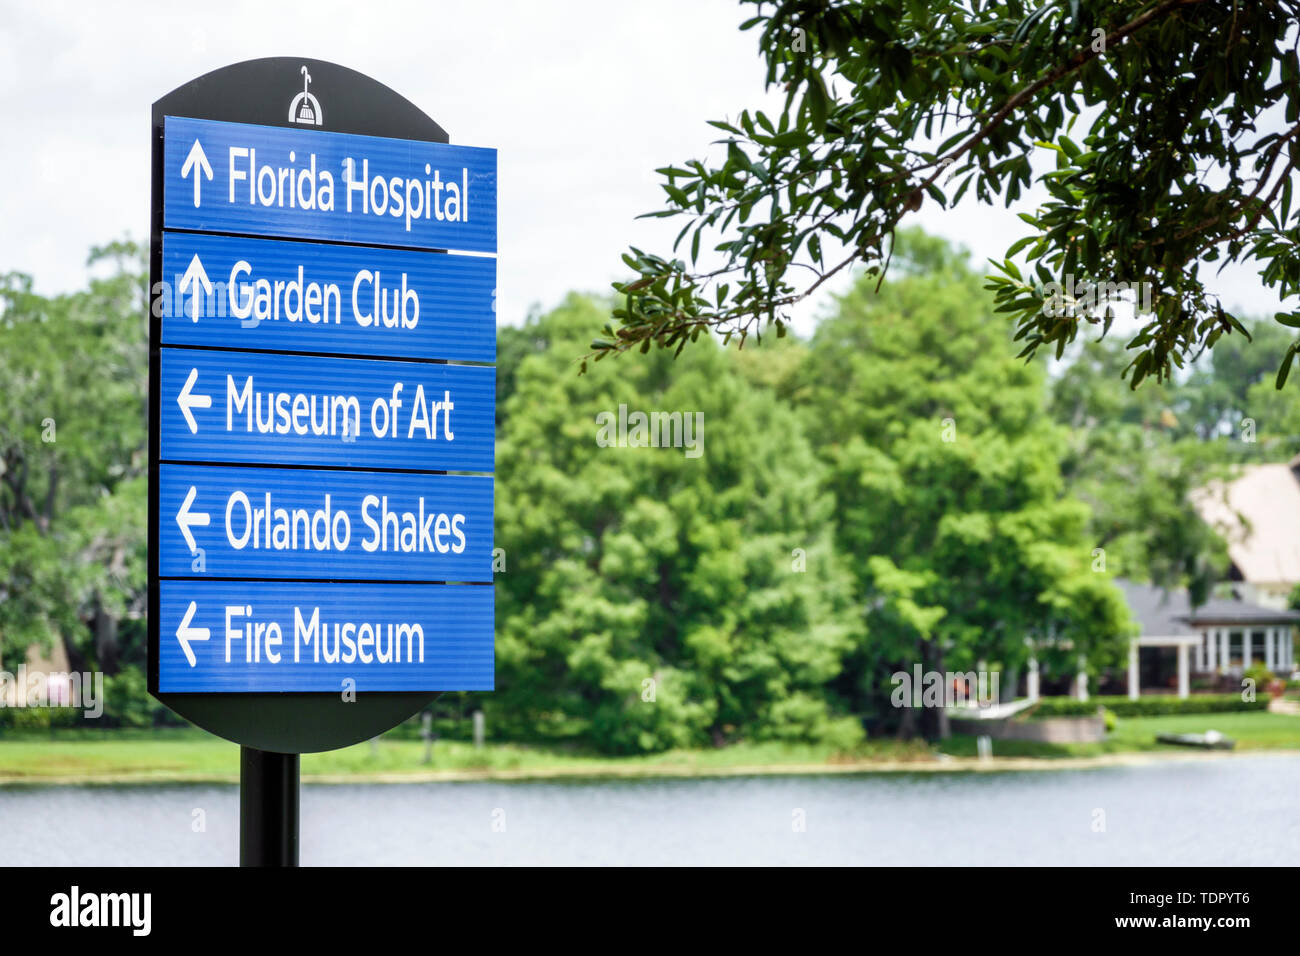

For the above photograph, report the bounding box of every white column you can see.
[1206,629,1216,671]
[1266,627,1277,672]
[1243,629,1252,667]
[1027,656,1040,702]
[1177,643,1189,699]
[1076,655,1089,702]
[1221,629,1230,668]
[1128,641,1139,700]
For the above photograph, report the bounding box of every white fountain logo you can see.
[289,65,323,126]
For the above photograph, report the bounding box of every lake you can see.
[5,754,1297,865]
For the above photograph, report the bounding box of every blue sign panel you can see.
[158,580,493,693]
[160,231,495,362]
[159,464,493,581]
[152,85,496,710]
[160,348,494,471]
[163,115,497,252]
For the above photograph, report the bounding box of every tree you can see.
[0,242,149,676]
[1180,317,1300,442]
[1049,336,1232,601]
[796,230,1132,735]
[491,294,865,753]
[597,0,1300,390]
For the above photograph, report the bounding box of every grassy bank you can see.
[0,729,936,784]
[939,710,1300,758]
[1,711,1298,784]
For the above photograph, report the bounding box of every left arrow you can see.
[177,367,212,434]
[180,139,213,208]
[176,485,211,552]
[176,601,210,668]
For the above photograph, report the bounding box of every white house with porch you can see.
[1117,580,1299,700]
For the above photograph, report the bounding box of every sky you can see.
[0,0,1287,339]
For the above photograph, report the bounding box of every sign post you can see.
[148,58,497,865]
[240,748,299,867]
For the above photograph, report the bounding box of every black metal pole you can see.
[240,747,299,866]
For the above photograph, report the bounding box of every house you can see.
[1118,579,1300,699]
[1193,454,1300,609]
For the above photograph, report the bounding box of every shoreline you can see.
[2,746,1296,787]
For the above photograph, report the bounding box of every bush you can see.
[1026,693,1268,719]
[1,706,51,731]
[1242,663,1274,694]
[103,666,163,728]
[1095,693,1268,717]
[0,704,80,732]
[1025,698,1100,719]
[1101,707,1117,733]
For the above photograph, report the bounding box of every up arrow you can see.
[176,485,210,553]
[179,254,213,322]
[180,139,213,208]
[177,367,212,434]
[176,601,210,668]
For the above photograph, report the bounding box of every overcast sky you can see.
[0,0,1287,338]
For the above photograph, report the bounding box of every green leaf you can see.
[1277,343,1297,388]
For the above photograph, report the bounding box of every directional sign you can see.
[158,464,493,581]
[164,115,497,252]
[160,349,494,470]
[160,231,495,362]
[158,581,493,692]
[149,59,496,751]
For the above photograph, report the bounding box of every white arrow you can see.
[177,367,211,434]
[178,254,212,322]
[176,485,210,553]
[176,600,210,668]
[180,139,213,208]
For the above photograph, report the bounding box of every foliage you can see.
[0,702,79,731]
[1242,662,1275,694]
[1025,697,1101,718]
[1096,692,1269,716]
[1101,706,1117,733]
[599,0,1300,394]
[0,243,148,675]
[795,230,1133,733]
[2,228,1290,749]
[491,294,864,753]
[1049,337,1231,596]
[101,666,163,729]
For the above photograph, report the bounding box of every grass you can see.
[940,709,1300,759]
[1,710,1298,783]
[0,729,936,783]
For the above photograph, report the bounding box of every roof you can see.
[1186,596,1300,626]
[1117,580,1197,637]
[1116,579,1300,636]
[1193,462,1300,586]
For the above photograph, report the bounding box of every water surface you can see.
[4,755,1295,865]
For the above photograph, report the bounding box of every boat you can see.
[1155,730,1235,750]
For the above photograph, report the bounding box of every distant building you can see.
[1118,579,1299,699]
[1193,454,1300,609]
